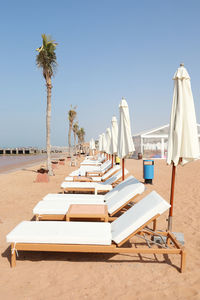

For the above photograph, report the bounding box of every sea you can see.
[0,154,60,174]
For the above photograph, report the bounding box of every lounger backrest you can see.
[104,176,135,201]
[111,191,170,245]
[107,177,145,214]
[100,160,111,171]
[103,168,129,185]
[101,165,121,180]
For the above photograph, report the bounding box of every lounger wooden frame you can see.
[10,215,186,272]
[34,194,139,221]
[61,187,110,194]
[85,165,112,177]
[61,174,126,194]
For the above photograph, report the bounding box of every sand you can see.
[0,157,200,300]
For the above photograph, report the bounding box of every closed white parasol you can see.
[118,98,135,180]
[167,63,199,230]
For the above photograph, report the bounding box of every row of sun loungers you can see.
[6,156,186,271]
[33,176,145,220]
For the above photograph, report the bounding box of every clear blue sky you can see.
[0,0,200,147]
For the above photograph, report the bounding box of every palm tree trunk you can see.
[74,132,76,155]
[46,78,53,175]
[68,125,72,157]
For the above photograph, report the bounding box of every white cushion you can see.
[33,199,105,215]
[6,221,112,245]
[111,191,170,244]
[33,201,71,214]
[101,165,120,180]
[61,182,112,192]
[43,194,105,202]
[104,176,135,201]
[107,177,145,214]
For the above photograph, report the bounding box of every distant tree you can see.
[72,122,79,153]
[36,34,58,175]
[68,105,77,155]
[77,127,85,144]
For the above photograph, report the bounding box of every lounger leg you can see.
[105,215,108,222]
[11,243,16,268]
[153,219,157,231]
[181,250,186,273]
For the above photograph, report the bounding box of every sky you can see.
[0,0,200,148]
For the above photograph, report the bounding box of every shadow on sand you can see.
[1,242,180,272]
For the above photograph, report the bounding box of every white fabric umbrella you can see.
[101,133,107,153]
[167,64,199,231]
[111,116,118,154]
[118,98,135,180]
[98,134,103,152]
[167,65,199,166]
[90,138,96,150]
[105,128,112,154]
[118,98,135,158]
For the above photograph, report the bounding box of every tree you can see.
[68,105,77,155]
[36,34,58,175]
[72,122,79,152]
[77,127,85,144]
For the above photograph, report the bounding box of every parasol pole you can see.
[111,154,113,168]
[122,158,125,181]
[168,163,176,231]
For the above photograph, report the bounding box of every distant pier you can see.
[0,148,41,155]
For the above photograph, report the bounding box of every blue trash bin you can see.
[143,160,154,184]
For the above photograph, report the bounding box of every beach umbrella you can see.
[118,98,135,180]
[105,128,112,157]
[101,133,107,154]
[90,138,96,155]
[111,115,118,167]
[111,116,118,154]
[91,138,96,150]
[167,64,199,231]
[98,134,103,152]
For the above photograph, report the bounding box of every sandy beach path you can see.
[0,158,200,300]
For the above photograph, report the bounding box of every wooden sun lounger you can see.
[61,169,129,194]
[66,165,121,183]
[34,194,139,221]
[7,191,186,272]
[9,214,185,272]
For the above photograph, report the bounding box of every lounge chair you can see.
[42,175,136,202]
[69,160,111,177]
[61,169,129,194]
[80,156,105,166]
[33,176,145,220]
[64,165,121,182]
[6,191,186,272]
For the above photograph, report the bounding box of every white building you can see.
[133,124,200,159]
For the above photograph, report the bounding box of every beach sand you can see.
[0,158,200,300]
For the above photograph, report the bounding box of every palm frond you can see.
[36,34,58,79]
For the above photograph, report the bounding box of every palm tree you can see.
[72,122,79,153]
[36,34,58,176]
[68,105,77,155]
[77,129,81,144]
[78,127,85,144]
